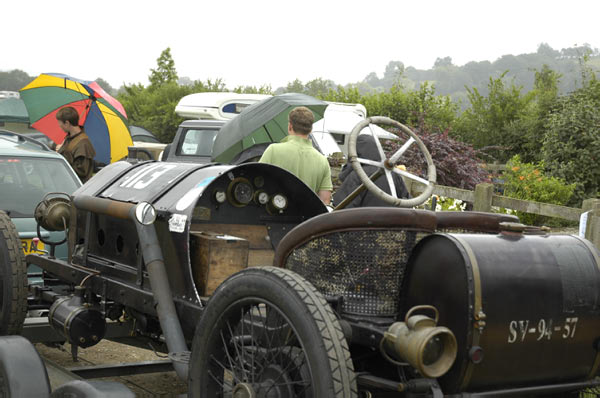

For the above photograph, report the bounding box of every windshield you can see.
[179,129,218,157]
[0,156,80,218]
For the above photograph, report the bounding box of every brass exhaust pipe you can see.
[382,305,457,378]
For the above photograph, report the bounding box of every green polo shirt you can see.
[259,135,333,193]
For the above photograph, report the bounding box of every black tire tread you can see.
[0,211,28,335]
[264,266,358,397]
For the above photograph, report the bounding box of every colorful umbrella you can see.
[20,73,132,165]
[211,93,328,163]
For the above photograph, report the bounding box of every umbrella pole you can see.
[263,125,275,142]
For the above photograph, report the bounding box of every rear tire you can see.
[189,266,357,398]
[0,210,27,335]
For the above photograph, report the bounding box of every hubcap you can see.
[233,383,256,398]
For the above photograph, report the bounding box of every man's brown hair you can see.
[288,107,314,135]
[56,106,80,126]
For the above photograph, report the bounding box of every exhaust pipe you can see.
[73,196,190,381]
[382,305,457,378]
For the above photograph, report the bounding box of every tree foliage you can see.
[541,77,600,205]
[116,48,271,143]
[94,77,116,96]
[118,82,190,143]
[453,72,534,162]
[321,82,458,134]
[149,48,178,88]
[277,78,337,97]
[0,70,34,91]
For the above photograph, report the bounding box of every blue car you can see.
[0,130,81,334]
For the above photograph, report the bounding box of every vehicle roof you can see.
[0,130,62,159]
[177,92,271,107]
[179,119,227,128]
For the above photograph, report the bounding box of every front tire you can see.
[0,211,27,335]
[189,266,357,398]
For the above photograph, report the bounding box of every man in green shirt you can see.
[259,106,333,204]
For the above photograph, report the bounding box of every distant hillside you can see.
[358,43,600,107]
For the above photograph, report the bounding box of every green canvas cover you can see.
[0,98,30,123]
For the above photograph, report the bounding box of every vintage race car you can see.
[4,117,599,397]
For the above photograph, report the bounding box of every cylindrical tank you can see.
[49,287,106,348]
[401,232,600,393]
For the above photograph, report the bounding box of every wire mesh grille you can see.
[285,229,417,316]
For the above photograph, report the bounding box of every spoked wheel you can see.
[347,116,436,208]
[189,267,357,398]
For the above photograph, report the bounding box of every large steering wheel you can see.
[347,116,436,208]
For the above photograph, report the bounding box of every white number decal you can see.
[120,164,177,189]
[508,317,579,343]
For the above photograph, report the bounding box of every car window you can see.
[179,129,218,157]
[330,133,345,145]
[0,156,80,218]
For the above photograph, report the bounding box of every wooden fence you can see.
[405,180,600,248]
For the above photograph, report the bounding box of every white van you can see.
[312,103,398,157]
[175,92,271,120]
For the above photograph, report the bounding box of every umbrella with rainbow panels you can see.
[20,73,132,165]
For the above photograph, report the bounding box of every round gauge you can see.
[233,181,253,205]
[271,194,288,210]
[254,176,265,188]
[255,191,269,205]
[214,190,226,204]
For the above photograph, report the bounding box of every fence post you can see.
[582,198,600,249]
[473,183,494,212]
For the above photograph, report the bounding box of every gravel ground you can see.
[36,340,188,397]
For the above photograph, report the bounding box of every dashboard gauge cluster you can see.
[214,175,288,214]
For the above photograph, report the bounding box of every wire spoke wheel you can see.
[189,267,357,398]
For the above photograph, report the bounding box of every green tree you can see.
[454,72,534,162]
[149,48,178,88]
[321,82,457,132]
[541,77,600,205]
[0,70,34,91]
[434,56,453,68]
[118,49,187,142]
[233,85,273,94]
[321,85,364,104]
[514,64,561,163]
[305,78,337,97]
[118,82,190,143]
[283,79,305,94]
[94,77,116,96]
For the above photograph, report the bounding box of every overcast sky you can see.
[2,0,599,90]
